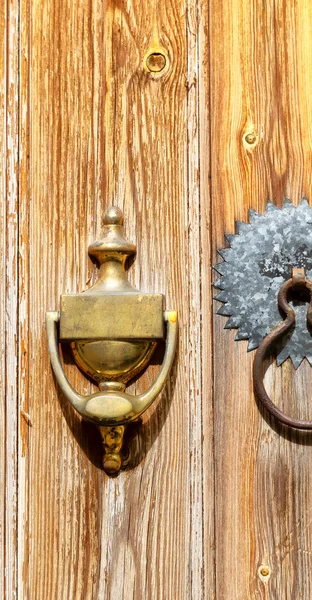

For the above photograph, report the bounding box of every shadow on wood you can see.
[50,340,178,472]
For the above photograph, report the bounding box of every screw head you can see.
[245,132,257,145]
[258,564,271,580]
[145,52,167,73]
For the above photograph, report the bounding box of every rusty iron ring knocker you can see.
[253,268,312,429]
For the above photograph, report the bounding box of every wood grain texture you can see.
[1,1,19,597]
[211,0,312,598]
[17,0,214,598]
[3,0,312,597]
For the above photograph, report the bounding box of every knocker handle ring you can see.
[46,310,178,426]
[253,268,312,430]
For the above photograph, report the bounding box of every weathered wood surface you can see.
[17,0,213,598]
[2,0,312,597]
[1,1,19,597]
[211,0,312,598]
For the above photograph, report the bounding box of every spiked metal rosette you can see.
[214,199,312,368]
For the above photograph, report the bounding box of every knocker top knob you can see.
[103,205,124,226]
[88,205,136,267]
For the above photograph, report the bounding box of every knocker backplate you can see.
[214,198,312,368]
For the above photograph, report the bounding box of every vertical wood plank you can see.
[18,0,29,594]
[198,0,215,595]
[0,1,19,597]
[0,8,7,596]
[210,0,312,597]
[19,0,214,598]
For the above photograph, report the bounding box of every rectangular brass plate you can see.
[60,294,164,340]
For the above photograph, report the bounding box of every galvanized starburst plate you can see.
[214,199,312,368]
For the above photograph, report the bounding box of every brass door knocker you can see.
[46,207,178,473]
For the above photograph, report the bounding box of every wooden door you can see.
[2,0,312,597]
